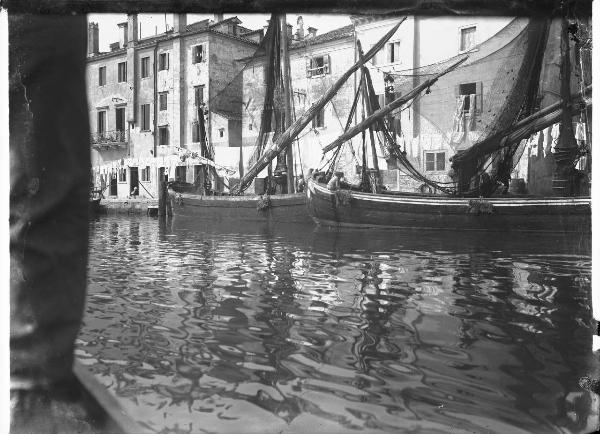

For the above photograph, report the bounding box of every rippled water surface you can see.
[78,216,597,433]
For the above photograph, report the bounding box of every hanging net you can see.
[379,18,551,196]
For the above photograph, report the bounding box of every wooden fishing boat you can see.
[172,16,403,223]
[309,13,591,233]
[306,178,590,232]
[173,192,311,224]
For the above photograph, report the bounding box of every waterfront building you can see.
[86,14,260,198]
[242,19,357,186]
[241,16,575,194]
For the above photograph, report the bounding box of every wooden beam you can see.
[451,86,591,165]
[321,55,468,154]
[232,17,406,194]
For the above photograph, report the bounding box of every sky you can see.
[88,13,352,52]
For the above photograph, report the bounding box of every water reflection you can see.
[78,216,596,433]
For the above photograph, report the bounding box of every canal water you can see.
[78,216,597,433]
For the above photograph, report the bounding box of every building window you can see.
[159,92,168,111]
[98,66,106,86]
[141,104,150,131]
[459,82,477,112]
[158,126,169,147]
[249,123,253,131]
[312,107,325,128]
[97,110,106,136]
[192,45,205,64]
[141,57,150,78]
[175,166,186,182]
[387,41,401,63]
[159,52,169,71]
[194,85,205,106]
[141,166,150,182]
[425,152,446,172]
[192,121,200,142]
[460,26,476,52]
[118,168,127,183]
[118,61,127,82]
[306,55,330,77]
[218,128,224,138]
[115,107,126,132]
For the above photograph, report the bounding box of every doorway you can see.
[109,173,117,196]
[130,167,139,196]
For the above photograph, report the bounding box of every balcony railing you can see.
[91,130,127,148]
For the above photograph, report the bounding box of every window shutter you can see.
[454,85,460,97]
[166,53,170,70]
[324,54,330,74]
[192,122,199,142]
[475,82,483,114]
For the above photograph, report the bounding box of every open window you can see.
[306,55,330,77]
[140,104,151,131]
[141,166,151,182]
[98,66,106,86]
[159,52,169,71]
[141,56,150,78]
[312,107,325,128]
[387,41,401,63]
[460,26,476,52]
[158,126,169,147]
[117,61,127,82]
[159,92,168,111]
[193,44,206,64]
[456,82,482,114]
[194,85,205,106]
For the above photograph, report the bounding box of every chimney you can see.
[307,26,317,38]
[214,13,224,23]
[127,14,138,45]
[296,16,304,40]
[173,13,187,33]
[117,22,128,48]
[87,22,99,55]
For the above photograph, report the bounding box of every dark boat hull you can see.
[173,193,313,224]
[306,179,591,233]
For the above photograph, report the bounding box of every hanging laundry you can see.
[575,122,586,143]
[467,94,476,131]
[550,123,560,155]
[450,95,466,145]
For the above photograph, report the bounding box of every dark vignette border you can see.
[0,0,593,17]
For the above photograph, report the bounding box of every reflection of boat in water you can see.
[306,178,590,233]
[307,16,591,232]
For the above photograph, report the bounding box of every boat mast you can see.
[552,5,579,196]
[232,19,406,194]
[357,41,380,190]
[280,14,295,193]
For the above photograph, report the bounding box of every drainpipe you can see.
[153,43,158,163]
[353,23,357,128]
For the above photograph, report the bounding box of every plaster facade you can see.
[87,14,258,198]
